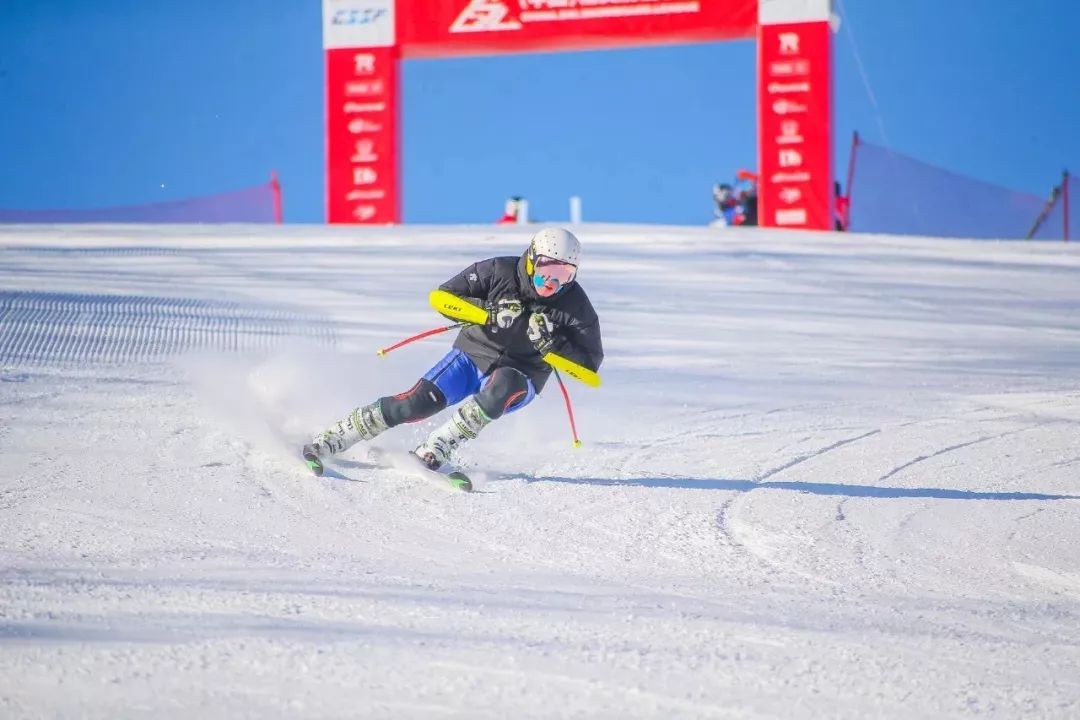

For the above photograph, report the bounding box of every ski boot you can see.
[303,401,388,476]
[412,397,492,472]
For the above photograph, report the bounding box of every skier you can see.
[302,227,604,476]
[834,180,850,231]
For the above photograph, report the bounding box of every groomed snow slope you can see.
[1,224,1079,719]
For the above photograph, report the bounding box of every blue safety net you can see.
[848,140,1047,240]
[0,181,279,224]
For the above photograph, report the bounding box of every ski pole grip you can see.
[429,290,487,325]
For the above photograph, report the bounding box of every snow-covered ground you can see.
[1,223,1079,719]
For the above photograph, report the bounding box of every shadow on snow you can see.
[511,475,1078,501]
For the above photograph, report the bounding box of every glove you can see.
[527,312,555,354]
[486,297,523,329]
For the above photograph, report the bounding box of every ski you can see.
[301,443,325,477]
[300,444,472,492]
[367,447,473,493]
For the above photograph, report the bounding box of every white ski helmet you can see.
[529,227,581,265]
[526,228,581,296]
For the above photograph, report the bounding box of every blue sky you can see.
[0,0,1076,224]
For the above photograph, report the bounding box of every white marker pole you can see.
[569,196,582,224]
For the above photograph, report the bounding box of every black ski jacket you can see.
[439,254,604,392]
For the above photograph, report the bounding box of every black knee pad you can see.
[475,367,530,420]
[380,379,446,427]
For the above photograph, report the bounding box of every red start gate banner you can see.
[324,0,834,229]
[757,17,833,230]
[324,0,398,224]
[398,1,756,58]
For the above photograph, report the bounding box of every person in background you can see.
[711,183,740,226]
[497,196,526,225]
[735,169,759,227]
[834,181,850,231]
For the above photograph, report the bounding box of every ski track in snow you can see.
[2,226,1080,719]
[755,428,882,481]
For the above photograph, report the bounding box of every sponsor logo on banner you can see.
[350,139,379,161]
[346,116,383,133]
[778,187,803,204]
[775,208,807,225]
[777,119,803,145]
[771,171,811,183]
[768,81,811,94]
[778,32,800,54]
[323,0,394,49]
[346,80,385,96]
[772,98,808,115]
[778,148,803,168]
[342,101,386,112]
[353,52,377,74]
[449,0,705,34]
[769,59,810,77]
[332,7,386,25]
[353,205,378,221]
[451,0,523,32]
[347,189,387,201]
[352,167,378,185]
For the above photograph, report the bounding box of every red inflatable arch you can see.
[323,0,834,230]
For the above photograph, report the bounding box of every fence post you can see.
[1026,173,1067,241]
[1064,170,1071,242]
[842,131,859,230]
